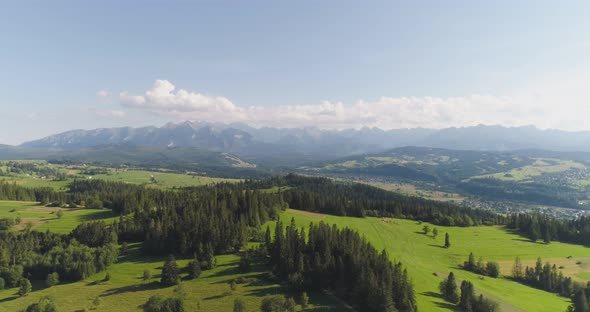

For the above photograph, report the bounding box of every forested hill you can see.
[220,174,504,226]
[0,175,423,311]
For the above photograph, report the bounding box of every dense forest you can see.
[0,221,118,290]
[269,218,417,312]
[242,174,505,226]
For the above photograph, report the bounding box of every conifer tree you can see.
[161,255,180,286]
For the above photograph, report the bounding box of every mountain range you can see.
[1,122,590,173]
[19,122,590,152]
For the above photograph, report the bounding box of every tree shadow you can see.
[244,286,284,298]
[79,209,114,222]
[205,266,240,278]
[0,295,18,303]
[511,238,547,245]
[101,282,161,296]
[428,244,447,249]
[203,293,231,301]
[421,292,458,311]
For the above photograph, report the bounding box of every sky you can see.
[1,0,590,144]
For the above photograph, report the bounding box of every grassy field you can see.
[0,243,345,312]
[0,162,240,191]
[366,181,465,203]
[91,170,241,189]
[0,201,116,234]
[2,204,589,311]
[275,209,590,312]
[470,158,586,182]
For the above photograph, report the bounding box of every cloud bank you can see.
[118,78,590,131]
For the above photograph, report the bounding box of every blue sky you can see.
[1,1,590,144]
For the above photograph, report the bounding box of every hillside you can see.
[300,147,590,211]
[279,209,584,312]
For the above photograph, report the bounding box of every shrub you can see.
[45,272,60,287]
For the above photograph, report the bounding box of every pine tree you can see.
[143,269,151,284]
[512,256,523,280]
[459,280,475,312]
[573,288,589,312]
[161,255,180,286]
[439,272,459,303]
[187,253,201,279]
[444,233,451,248]
[530,218,541,242]
[265,226,272,254]
[467,252,476,271]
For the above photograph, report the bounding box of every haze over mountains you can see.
[18,122,590,155]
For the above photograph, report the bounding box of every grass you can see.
[91,170,240,189]
[0,201,117,234]
[1,163,240,191]
[470,158,586,182]
[0,242,345,312]
[366,181,465,203]
[273,209,590,312]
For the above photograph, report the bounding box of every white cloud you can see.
[118,76,590,131]
[97,89,110,98]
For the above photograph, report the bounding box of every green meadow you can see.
[91,170,241,189]
[0,201,116,234]
[0,243,345,312]
[2,199,590,311]
[276,209,590,312]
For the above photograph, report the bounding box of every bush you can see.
[25,297,58,312]
[261,295,295,312]
[18,278,32,297]
[0,277,4,290]
[45,272,60,287]
[486,261,500,278]
[142,295,184,312]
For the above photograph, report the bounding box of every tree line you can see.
[463,252,500,278]
[244,174,505,226]
[507,214,590,246]
[439,272,499,312]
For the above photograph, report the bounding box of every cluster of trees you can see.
[250,174,504,226]
[463,252,500,278]
[0,221,117,288]
[0,181,66,203]
[439,272,499,312]
[508,214,590,246]
[268,218,417,312]
[511,256,575,298]
[142,294,184,312]
[25,296,58,312]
